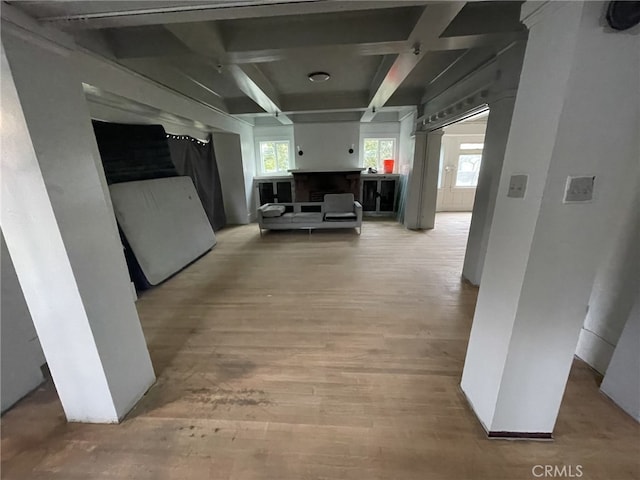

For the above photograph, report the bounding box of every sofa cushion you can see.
[325,212,357,221]
[291,212,323,223]
[263,212,293,224]
[261,204,286,218]
[324,193,355,213]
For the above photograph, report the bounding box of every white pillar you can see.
[1,233,45,412]
[1,28,155,422]
[462,42,525,286]
[576,184,640,373]
[462,96,517,285]
[600,287,640,422]
[461,1,639,436]
[404,129,443,230]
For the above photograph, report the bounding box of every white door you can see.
[437,135,484,212]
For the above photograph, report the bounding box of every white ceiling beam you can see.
[227,64,292,124]
[361,2,466,122]
[166,22,291,124]
[39,1,430,30]
[109,29,525,64]
[360,109,377,122]
[431,31,527,52]
[226,41,407,64]
[421,48,498,104]
[117,57,229,112]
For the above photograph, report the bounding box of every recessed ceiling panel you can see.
[442,1,525,37]
[259,54,383,95]
[9,1,220,19]
[219,7,424,52]
[400,50,466,90]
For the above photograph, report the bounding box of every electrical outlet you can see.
[564,176,595,203]
[507,174,528,198]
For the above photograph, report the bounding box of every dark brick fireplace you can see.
[290,169,363,202]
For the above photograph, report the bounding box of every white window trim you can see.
[254,136,294,175]
[360,136,399,171]
[439,135,484,189]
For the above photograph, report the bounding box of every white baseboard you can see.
[575,328,615,375]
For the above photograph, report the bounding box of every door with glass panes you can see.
[437,135,484,212]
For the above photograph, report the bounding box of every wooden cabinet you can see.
[360,174,399,216]
[254,174,399,216]
[255,177,294,206]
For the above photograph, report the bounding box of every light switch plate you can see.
[564,176,595,203]
[507,174,528,198]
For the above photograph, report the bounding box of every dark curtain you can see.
[92,120,177,184]
[167,134,227,231]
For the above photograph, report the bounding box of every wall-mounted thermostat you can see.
[507,174,528,198]
[564,176,595,203]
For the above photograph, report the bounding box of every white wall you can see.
[600,288,640,422]
[397,111,417,222]
[576,183,640,373]
[293,122,361,169]
[212,132,250,224]
[461,1,640,433]
[238,123,257,222]
[2,26,155,422]
[87,100,211,140]
[1,234,45,413]
[254,122,404,174]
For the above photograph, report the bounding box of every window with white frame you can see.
[363,138,396,170]
[259,140,291,174]
[455,142,484,187]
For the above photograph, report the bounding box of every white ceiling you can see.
[9,0,526,124]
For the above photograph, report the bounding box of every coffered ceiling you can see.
[8,0,526,124]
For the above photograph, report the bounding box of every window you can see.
[455,153,482,187]
[363,138,395,170]
[460,143,484,150]
[259,140,291,174]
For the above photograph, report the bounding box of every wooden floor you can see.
[2,214,638,479]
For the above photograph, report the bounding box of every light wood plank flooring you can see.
[2,214,638,479]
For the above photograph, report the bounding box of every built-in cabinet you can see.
[254,174,399,216]
[254,177,294,207]
[360,174,399,216]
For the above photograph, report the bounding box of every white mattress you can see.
[110,177,216,285]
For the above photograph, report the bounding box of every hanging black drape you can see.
[92,120,177,184]
[167,134,227,231]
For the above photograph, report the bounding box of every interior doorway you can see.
[436,109,489,212]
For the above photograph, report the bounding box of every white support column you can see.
[462,42,525,286]
[576,184,640,373]
[1,29,155,422]
[404,129,443,230]
[462,95,517,285]
[461,1,639,436]
[600,287,640,422]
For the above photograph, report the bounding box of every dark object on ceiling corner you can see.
[606,1,640,31]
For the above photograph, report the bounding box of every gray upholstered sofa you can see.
[258,193,362,235]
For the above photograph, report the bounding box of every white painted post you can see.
[462,95,517,285]
[1,32,155,423]
[462,42,525,286]
[404,129,443,230]
[461,1,640,435]
[600,287,640,422]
